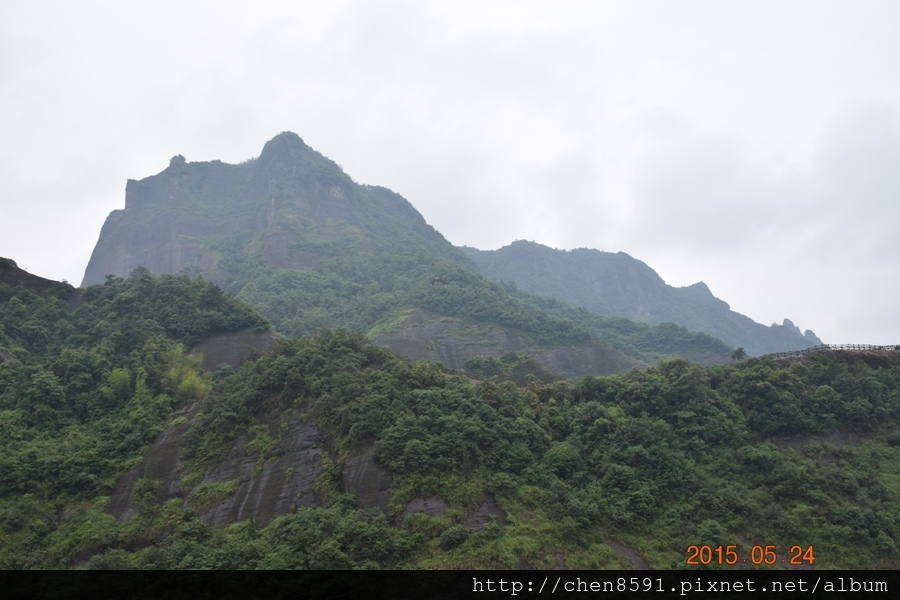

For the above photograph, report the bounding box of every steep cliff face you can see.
[82,156,253,286]
[340,449,393,512]
[107,410,506,531]
[371,310,643,377]
[462,241,822,356]
[82,133,460,287]
[107,414,400,528]
[191,419,332,528]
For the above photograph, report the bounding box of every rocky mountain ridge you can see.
[83,133,461,287]
[79,132,739,374]
[461,240,821,356]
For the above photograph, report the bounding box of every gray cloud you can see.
[615,103,900,343]
[2,1,900,343]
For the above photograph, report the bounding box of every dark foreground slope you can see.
[81,133,732,374]
[1,257,79,307]
[2,269,898,569]
[462,240,821,356]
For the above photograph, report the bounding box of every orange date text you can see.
[685,544,815,566]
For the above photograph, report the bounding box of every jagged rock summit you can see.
[83,131,448,286]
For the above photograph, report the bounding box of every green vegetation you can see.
[464,351,560,385]
[10,134,894,571]
[3,256,900,570]
[181,335,899,569]
[0,268,267,567]
[4,264,899,568]
[226,255,731,370]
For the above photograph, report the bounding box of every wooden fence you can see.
[764,344,900,359]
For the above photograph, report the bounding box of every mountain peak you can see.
[255,131,346,184]
[781,318,800,334]
[684,281,713,296]
[259,131,307,160]
[81,132,449,286]
[268,130,305,145]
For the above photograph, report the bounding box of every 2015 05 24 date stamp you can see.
[686,544,815,566]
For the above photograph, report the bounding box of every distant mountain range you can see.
[81,132,816,374]
[461,241,821,356]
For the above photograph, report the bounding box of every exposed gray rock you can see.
[606,539,650,570]
[105,467,142,524]
[106,402,199,523]
[373,310,643,377]
[534,343,645,377]
[373,313,527,372]
[402,496,448,519]
[466,492,506,530]
[195,419,330,528]
[106,412,333,528]
[192,328,277,371]
[341,449,392,512]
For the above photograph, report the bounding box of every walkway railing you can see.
[764,344,899,359]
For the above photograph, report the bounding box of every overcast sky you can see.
[2,1,899,344]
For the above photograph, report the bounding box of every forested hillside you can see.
[0,261,268,567]
[2,263,898,569]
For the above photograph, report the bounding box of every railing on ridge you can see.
[763,344,900,359]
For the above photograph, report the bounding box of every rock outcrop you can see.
[372,310,643,377]
[192,328,278,371]
[107,412,401,528]
[106,402,201,523]
[341,449,393,512]
[77,133,748,375]
[108,415,335,528]
[402,496,448,519]
[399,492,506,529]
[192,419,331,528]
